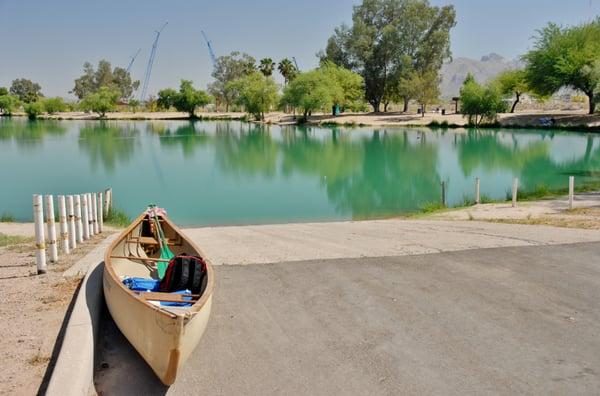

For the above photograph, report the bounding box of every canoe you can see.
[103,210,215,385]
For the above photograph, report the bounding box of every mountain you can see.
[439,53,521,98]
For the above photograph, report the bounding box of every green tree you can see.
[10,78,43,103]
[494,69,529,113]
[259,58,276,77]
[228,72,279,121]
[524,19,600,114]
[278,58,298,85]
[0,94,20,116]
[281,69,342,121]
[24,101,45,119]
[43,97,67,114]
[72,60,140,101]
[321,0,456,112]
[459,76,506,126]
[172,80,212,118]
[320,61,365,111]
[80,86,120,118]
[0,87,9,96]
[208,51,256,111]
[128,99,140,113]
[156,88,178,110]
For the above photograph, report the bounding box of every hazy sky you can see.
[1,0,599,98]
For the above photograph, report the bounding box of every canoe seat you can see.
[137,291,199,304]
[126,236,180,246]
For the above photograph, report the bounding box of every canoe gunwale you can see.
[103,212,215,320]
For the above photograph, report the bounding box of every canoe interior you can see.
[109,215,208,299]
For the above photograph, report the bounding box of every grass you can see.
[0,212,15,222]
[419,201,447,213]
[104,206,131,228]
[0,233,34,248]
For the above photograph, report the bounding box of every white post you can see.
[104,188,112,214]
[512,178,519,208]
[81,194,90,240]
[97,192,104,233]
[34,195,47,274]
[475,178,481,205]
[569,176,575,210]
[67,195,77,250]
[58,195,70,255]
[87,193,94,236]
[75,195,83,243]
[92,193,99,234]
[44,195,58,263]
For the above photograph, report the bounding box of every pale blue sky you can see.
[1,0,599,98]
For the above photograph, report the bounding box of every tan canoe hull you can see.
[103,212,215,385]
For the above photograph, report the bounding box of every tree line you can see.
[2,0,600,122]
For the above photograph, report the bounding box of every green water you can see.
[1,118,599,226]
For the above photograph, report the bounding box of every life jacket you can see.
[159,255,207,295]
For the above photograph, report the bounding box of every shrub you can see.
[43,97,67,114]
[228,72,279,121]
[0,94,20,115]
[459,74,507,126]
[24,101,45,119]
[80,86,119,118]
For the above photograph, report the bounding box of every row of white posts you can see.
[442,176,577,209]
[33,188,112,274]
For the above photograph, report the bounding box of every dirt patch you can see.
[488,207,600,229]
[0,232,112,395]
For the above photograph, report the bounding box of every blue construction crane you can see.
[126,48,141,74]
[140,22,168,102]
[201,30,217,67]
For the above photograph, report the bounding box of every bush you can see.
[0,94,20,115]
[459,74,506,126]
[80,86,119,118]
[43,97,67,114]
[228,72,279,121]
[24,101,45,119]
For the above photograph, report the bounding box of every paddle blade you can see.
[157,246,175,279]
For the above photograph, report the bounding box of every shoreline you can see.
[3,109,600,131]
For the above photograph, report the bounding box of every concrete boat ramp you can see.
[89,219,600,395]
[72,219,600,395]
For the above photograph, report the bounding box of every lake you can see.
[1,118,599,226]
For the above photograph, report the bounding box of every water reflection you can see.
[156,122,211,157]
[1,118,599,224]
[78,121,139,172]
[0,119,66,150]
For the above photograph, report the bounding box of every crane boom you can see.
[126,48,141,73]
[140,22,168,102]
[201,30,217,67]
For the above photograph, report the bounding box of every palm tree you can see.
[278,58,298,85]
[258,58,276,77]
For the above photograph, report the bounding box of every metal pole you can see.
[58,195,70,254]
[34,194,47,274]
[67,195,77,250]
[81,194,90,240]
[441,181,447,207]
[75,195,83,243]
[512,178,519,208]
[475,178,481,205]
[44,195,58,263]
[569,176,575,210]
